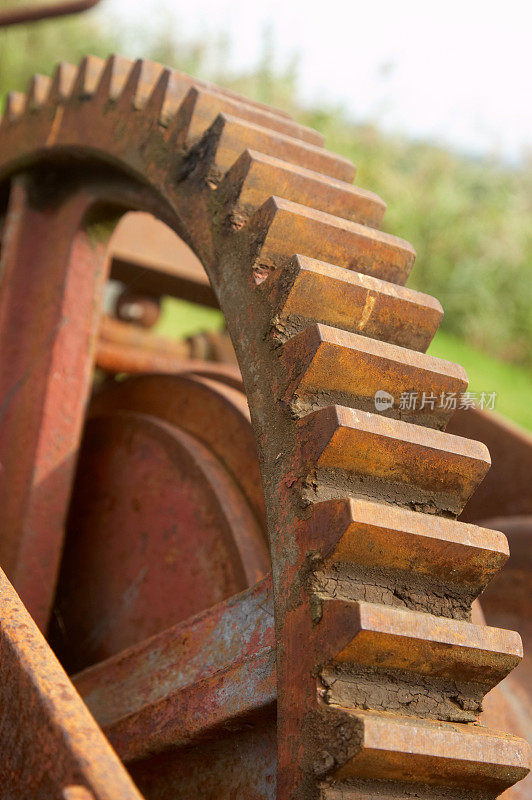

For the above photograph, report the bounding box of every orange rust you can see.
[0,54,527,800]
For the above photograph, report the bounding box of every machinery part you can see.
[51,408,268,672]
[95,341,244,389]
[107,211,216,307]
[114,289,162,328]
[97,315,237,372]
[0,54,528,799]
[470,515,532,800]
[88,373,265,526]
[447,407,532,523]
[69,380,532,799]
[446,411,532,800]
[0,175,111,628]
[0,564,142,800]
[51,373,266,675]
[440,408,532,800]
[445,406,532,800]
[185,328,237,364]
[0,0,101,28]
[97,314,190,368]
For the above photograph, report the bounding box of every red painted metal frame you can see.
[0,177,108,629]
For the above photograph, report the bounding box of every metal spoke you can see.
[0,175,110,629]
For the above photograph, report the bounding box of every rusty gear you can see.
[0,55,529,800]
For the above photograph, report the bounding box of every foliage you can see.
[0,9,115,97]
[307,111,532,366]
[429,330,532,431]
[1,9,531,373]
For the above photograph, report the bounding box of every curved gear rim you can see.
[0,53,529,800]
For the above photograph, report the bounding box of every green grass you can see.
[2,17,529,430]
[153,297,224,339]
[153,298,532,434]
[428,330,532,431]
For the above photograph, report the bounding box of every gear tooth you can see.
[146,70,199,127]
[175,87,231,145]
[1,91,25,125]
[115,58,142,108]
[164,85,200,148]
[94,54,135,102]
[280,322,467,427]
[172,68,292,120]
[141,67,295,127]
[117,58,143,104]
[248,196,415,285]
[298,405,491,515]
[143,68,176,125]
[264,255,443,351]
[146,67,297,127]
[47,62,77,104]
[300,498,509,593]
[218,149,384,227]
[71,54,106,100]
[326,708,531,790]
[321,598,521,686]
[24,74,51,112]
[180,85,323,147]
[116,58,165,110]
[179,111,355,182]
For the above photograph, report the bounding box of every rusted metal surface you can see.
[186,328,238,364]
[96,334,244,385]
[182,361,244,391]
[0,176,109,630]
[129,718,276,800]
[0,565,143,799]
[447,407,532,522]
[51,410,268,671]
[107,211,217,308]
[0,53,528,800]
[265,254,444,352]
[73,577,275,761]
[481,517,532,694]
[96,336,189,374]
[481,517,532,754]
[99,315,189,359]
[444,406,532,800]
[114,289,161,328]
[89,373,265,527]
[444,411,532,800]
[97,315,237,373]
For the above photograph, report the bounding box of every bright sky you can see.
[104,0,532,161]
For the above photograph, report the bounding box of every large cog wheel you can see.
[0,55,529,800]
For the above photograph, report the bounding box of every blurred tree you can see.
[0,8,530,368]
[0,3,115,98]
[301,108,532,366]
